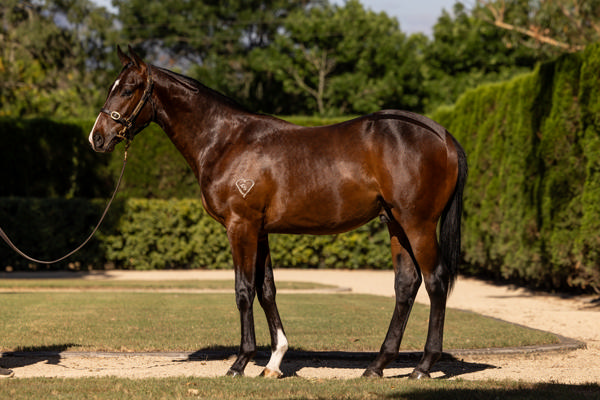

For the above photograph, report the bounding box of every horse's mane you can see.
[153,65,247,111]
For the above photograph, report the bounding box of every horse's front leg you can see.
[256,235,288,378]
[225,221,260,377]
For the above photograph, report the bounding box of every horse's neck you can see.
[152,77,248,178]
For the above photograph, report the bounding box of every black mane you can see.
[153,65,248,111]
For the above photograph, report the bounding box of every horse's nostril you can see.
[93,133,104,147]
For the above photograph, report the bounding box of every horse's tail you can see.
[439,134,467,293]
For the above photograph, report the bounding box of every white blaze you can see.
[89,114,101,146]
[110,79,121,95]
[89,79,121,146]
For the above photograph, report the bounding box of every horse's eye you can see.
[122,89,133,97]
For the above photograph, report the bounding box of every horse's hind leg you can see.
[363,219,422,377]
[256,235,288,378]
[410,255,450,379]
[384,218,449,380]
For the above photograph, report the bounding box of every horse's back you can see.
[254,111,458,233]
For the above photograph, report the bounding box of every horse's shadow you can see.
[185,347,496,379]
[1,344,76,370]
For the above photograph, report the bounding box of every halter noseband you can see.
[101,67,154,142]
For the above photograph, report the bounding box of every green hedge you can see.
[0,119,113,198]
[4,60,600,292]
[0,198,114,270]
[0,116,350,199]
[0,115,388,272]
[432,44,600,292]
[0,198,391,271]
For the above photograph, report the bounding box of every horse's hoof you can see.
[260,368,283,379]
[409,369,431,380]
[362,368,383,378]
[225,368,244,377]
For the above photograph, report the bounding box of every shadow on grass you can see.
[186,347,496,379]
[385,383,600,400]
[1,344,77,370]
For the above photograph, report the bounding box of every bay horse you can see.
[90,46,467,379]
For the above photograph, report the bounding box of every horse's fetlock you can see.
[425,349,442,364]
[240,344,256,357]
[382,350,398,361]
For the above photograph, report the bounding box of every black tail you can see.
[439,135,467,293]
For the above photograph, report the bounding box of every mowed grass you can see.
[0,279,331,291]
[0,284,558,352]
[0,377,598,400]
[0,281,590,400]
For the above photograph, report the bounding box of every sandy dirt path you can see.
[1,269,598,383]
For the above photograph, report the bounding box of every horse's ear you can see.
[117,45,131,66]
[128,45,147,71]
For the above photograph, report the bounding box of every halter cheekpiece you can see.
[100,66,154,142]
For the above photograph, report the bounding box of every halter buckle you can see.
[110,111,121,121]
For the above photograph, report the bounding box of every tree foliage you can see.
[0,0,118,118]
[3,0,599,116]
[249,0,426,115]
[478,0,600,55]
[113,0,318,113]
[422,2,539,111]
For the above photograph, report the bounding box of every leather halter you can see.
[100,66,154,142]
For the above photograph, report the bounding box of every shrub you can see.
[0,198,391,271]
[0,116,352,200]
[0,198,114,270]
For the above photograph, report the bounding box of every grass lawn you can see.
[0,279,332,291]
[0,287,558,352]
[0,280,593,400]
[0,377,598,400]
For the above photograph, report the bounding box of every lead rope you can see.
[0,145,129,265]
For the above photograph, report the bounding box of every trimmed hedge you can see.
[0,198,115,270]
[0,115,387,272]
[0,198,391,271]
[0,118,113,198]
[3,54,600,293]
[432,44,600,292]
[0,116,350,199]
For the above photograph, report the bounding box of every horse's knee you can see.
[235,286,254,311]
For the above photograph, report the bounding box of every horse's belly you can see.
[263,188,381,235]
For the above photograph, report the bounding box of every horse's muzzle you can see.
[92,132,105,150]
[91,132,120,153]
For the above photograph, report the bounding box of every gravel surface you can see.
[1,269,598,383]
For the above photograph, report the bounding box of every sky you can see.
[92,0,461,36]
[331,0,460,35]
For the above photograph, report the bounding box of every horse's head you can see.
[89,46,155,152]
